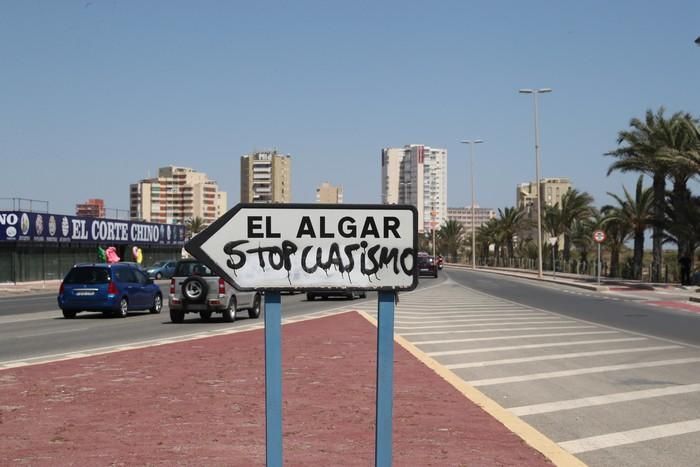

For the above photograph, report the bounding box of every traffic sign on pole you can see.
[185,203,417,467]
[185,203,418,292]
[593,230,606,243]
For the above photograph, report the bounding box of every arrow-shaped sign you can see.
[185,203,418,292]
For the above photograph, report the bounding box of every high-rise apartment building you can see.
[130,166,227,226]
[516,177,572,213]
[316,182,343,204]
[76,198,105,218]
[240,151,292,203]
[381,144,447,233]
[516,177,572,241]
[447,206,496,234]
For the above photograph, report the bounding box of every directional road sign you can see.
[185,203,418,292]
[593,230,606,243]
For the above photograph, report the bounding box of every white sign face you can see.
[548,237,558,246]
[593,230,606,243]
[185,204,418,291]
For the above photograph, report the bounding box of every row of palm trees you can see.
[433,107,700,282]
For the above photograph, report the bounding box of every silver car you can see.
[169,259,262,323]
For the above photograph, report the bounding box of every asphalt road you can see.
[0,279,437,365]
[447,267,700,347]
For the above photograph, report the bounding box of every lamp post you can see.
[460,139,484,269]
[519,88,552,279]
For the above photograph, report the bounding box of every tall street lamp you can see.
[460,139,484,269]
[519,87,552,279]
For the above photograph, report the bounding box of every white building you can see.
[381,144,447,233]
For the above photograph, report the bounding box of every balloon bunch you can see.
[105,246,121,264]
[132,246,143,264]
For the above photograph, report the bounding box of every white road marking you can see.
[510,383,700,416]
[398,324,597,336]
[396,317,563,330]
[559,419,700,454]
[428,337,646,356]
[469,358,700,387]
[413,330,618,345]
[396,313,545,321]
[446,345,680,369]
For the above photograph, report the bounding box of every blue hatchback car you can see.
[58,263,163,319]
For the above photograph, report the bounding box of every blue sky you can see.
[1,1,699,216]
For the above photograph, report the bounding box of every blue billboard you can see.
[0,211,186,246]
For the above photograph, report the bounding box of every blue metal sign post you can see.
[264,291,283,467]
[375,290,396,467]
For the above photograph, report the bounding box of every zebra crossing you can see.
[354,279,700,467]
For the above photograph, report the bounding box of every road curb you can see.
[357,310,586,467]
[446,264,608,292]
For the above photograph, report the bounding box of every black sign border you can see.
[185,203,419,292]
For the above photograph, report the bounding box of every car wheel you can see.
[62,310,76,319]
[200,311,212,322]
[248,294,261,319]
[360,292,367,299]
[170,309,185,323]
[155,272,162,280]
[306,293,315,301]
[117,298,128,318]
[150,294,163,314]
[222,297,236,323]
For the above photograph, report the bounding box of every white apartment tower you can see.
[130,166,227,226]
[382,144,448,233]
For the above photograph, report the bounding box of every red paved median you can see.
[0,312,552,466]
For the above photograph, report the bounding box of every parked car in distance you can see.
[306,290,367,301]
[146,260,177,279]
[58,263,163,319]
[417,253,438,278]
[169,259,262,323]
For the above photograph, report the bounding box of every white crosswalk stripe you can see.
[365,279,700,463]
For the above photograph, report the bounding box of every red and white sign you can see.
[593,230,606,243]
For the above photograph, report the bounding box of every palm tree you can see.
[559,189,595,262]
[600,205,631,278]
[185,216,206,238]
[437,220,465,262]
[660,114,700,259]
[606,108,672,281]
[477,218,501,263]
[543,205,565,270]
[603,176,654,279]
[496,207,527,259]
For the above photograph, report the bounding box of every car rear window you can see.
[64,267,110,284]
[175,261,215,277]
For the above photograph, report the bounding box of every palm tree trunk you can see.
[610,246,620,278]
[652,173,665,282]
[634,230,645,280]
[563,235,571,262]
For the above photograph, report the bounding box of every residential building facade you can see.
[447,206,497,234]
[130,166,227,226]
[316,182,343,204]
[240,151,292,203]
[516,177,573,241]
[76,198,105,218]
[381,144,447,233]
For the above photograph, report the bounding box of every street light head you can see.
[695,36,700,46]
[460,139,484,144]
[519,89,534,94]
[538,88,553,93]
[474,139,484,144]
